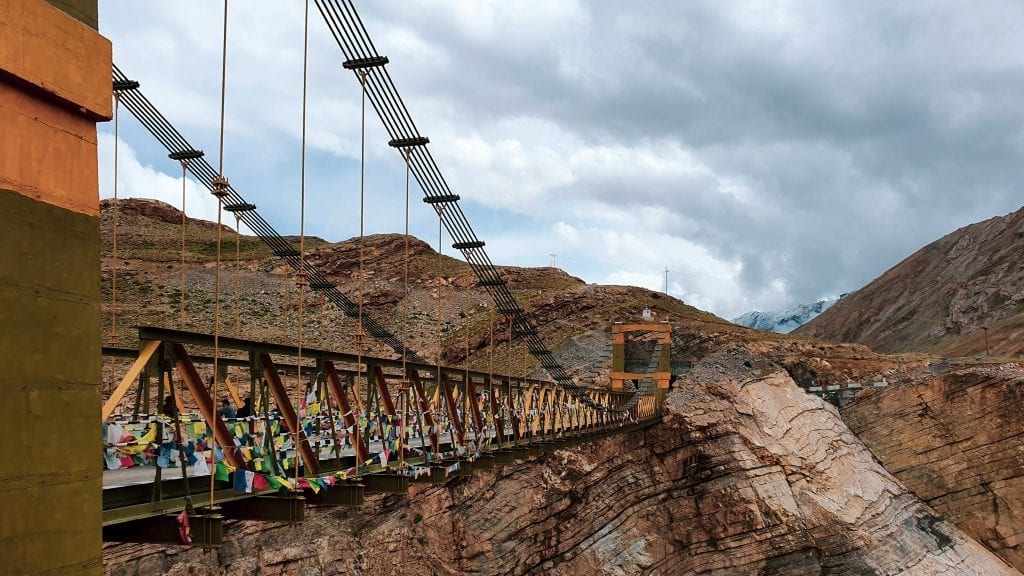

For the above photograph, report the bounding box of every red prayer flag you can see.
[176,510,192,545]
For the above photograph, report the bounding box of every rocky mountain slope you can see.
[100,199,1024,574]
[795,206,1024,356]
[732,298,838,333]
[99,198,727,386]
[843,362,1024,571]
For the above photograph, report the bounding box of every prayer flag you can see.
[215,461,230,482]
[252,473,269,492]
[106,424,124,445]
[176,510,192,545]
[193,456,210,477]
[137,424,157,445]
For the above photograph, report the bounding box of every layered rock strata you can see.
[843,363,1024,571]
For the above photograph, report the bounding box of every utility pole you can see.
[664,267,669,294]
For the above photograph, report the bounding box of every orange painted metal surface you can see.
[611,323,671,334]
[171,343,247,470]
[323,361,370,464]
[440,374,466,445]
[259,353,320,475]
[409,370,441,455]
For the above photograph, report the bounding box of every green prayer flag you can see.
[215,461,230,482]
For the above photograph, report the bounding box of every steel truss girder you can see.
[102,513,223,548]
[218,495,305,523]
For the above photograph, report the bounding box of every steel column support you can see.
[218,495,305,523]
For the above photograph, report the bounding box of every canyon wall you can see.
[843,363,1024,571]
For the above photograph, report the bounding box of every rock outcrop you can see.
[104,357,1016,575]
[842,362,1024,571]
[795,205,1024,357]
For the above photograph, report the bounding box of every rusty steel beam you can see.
[466,376,484,437]
[440,373,465,446]
[409,369,441,455]
[170,343,246,469]
[323,361,370,464]
[260,353,320,475]
[138,325,562,390]
[372,365,397,417]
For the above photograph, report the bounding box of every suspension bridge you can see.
[0,0,669,569]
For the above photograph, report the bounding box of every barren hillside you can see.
[795,205,1024,357]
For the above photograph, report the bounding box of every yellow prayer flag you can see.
[136,424,157,445]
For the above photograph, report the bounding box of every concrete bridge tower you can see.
[0,1,110,573]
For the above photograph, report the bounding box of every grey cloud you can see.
[367,1,1024,306]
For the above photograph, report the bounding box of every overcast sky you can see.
[98,1,1024,320]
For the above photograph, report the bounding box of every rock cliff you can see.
[842,362,1024,572]
[103,355,1016,575]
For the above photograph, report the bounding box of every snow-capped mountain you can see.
[732,298,839,334]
